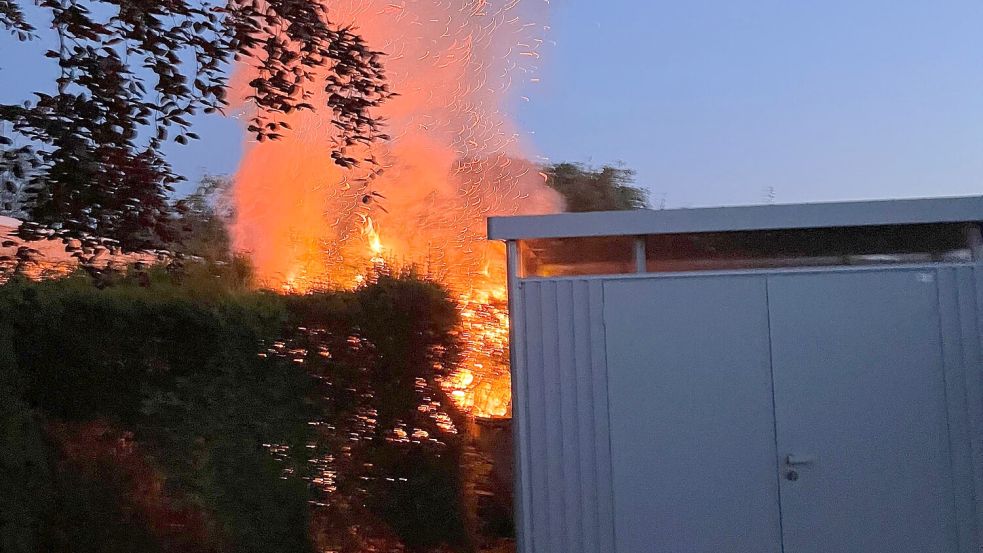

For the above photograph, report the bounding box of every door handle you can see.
[786,454,816,466]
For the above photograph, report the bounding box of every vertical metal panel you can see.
[521,281,550,553]
[939,268,979,553]
[539,283,565,553]
[589,280,616,553]
[556,280,582,553]
[572,280,598,552]
[514,279,614,553]
[963,266,983,544]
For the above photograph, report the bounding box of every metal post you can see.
[966,224,983,262]
[634,235,647,273]
[505,240,532,553]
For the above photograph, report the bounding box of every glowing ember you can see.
[231,0,561,418]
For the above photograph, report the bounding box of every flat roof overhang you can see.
[487,195,983,241]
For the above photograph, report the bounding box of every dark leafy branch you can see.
[0,0,391,249]
[0,0,34,37]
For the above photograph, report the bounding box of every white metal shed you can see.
[489,196,983,553]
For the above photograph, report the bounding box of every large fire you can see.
[231,0,559,418]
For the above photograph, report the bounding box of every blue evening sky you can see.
[518,0,983,207]
[4,1,983,207]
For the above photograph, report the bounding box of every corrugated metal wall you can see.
[938,266,983,551]
[511,264,983,553]
[512,279,616,553]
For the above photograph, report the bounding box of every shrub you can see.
[0,274,313,553]
[0,267,472,553]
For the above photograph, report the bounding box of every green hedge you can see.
[0,267,472,553]
[0,272,313,553]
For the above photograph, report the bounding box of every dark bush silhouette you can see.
[0,266,473,553]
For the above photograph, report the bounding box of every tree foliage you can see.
[0,1,33,37]
[545,162,649,212]
[1,0,391,249]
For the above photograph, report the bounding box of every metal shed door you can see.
[768,270,957,553]
[600,269,960,553]
[604,276,783,553]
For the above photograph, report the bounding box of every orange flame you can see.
[362,216,385,263]
[230,0,560,417]
[442,286,513,418]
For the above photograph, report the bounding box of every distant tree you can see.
[172,175,235,260]
[545,162,649,212]
[0,1,391,250]
[165,174,257,289]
